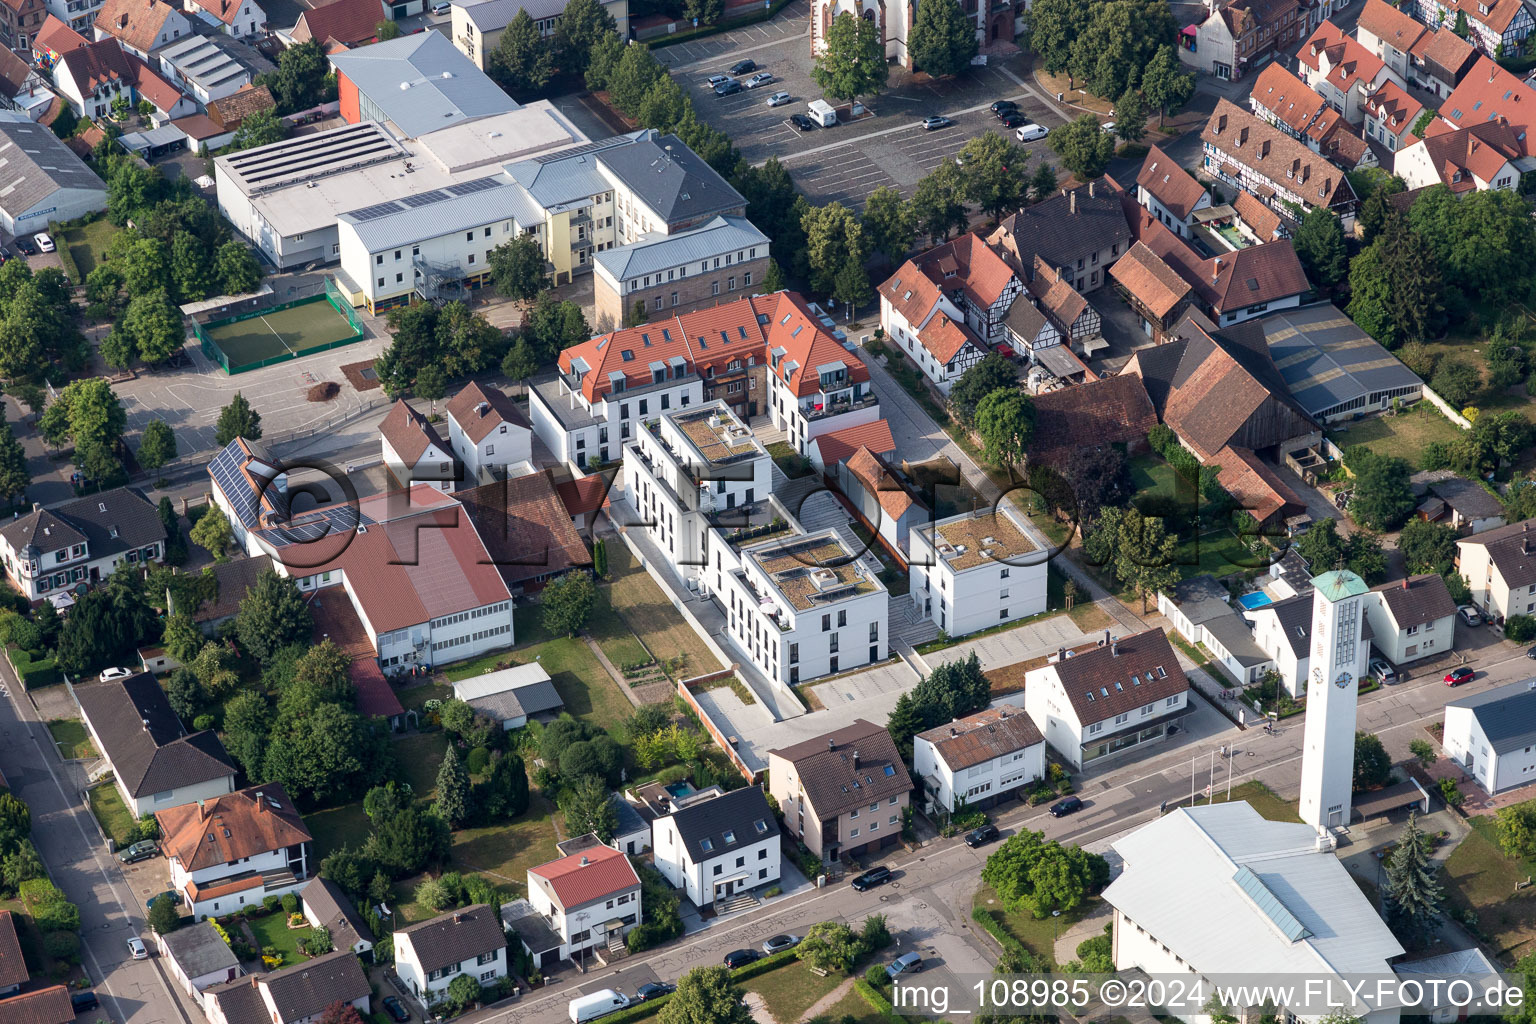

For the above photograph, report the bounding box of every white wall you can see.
[908,515,1049,638]
[446,411,531,484]
[912,735,1044,812]
[396,938,506,1008]
[124,774,235,819]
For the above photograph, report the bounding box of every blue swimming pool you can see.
[1237,592,1273,611]
[665,781,696,800]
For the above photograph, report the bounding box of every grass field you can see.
[449,793,560,890]
[822,985,884,1024]
[59,218,118,278]
[1328,407,1466,464]
[1128,454,1182,498]
[605,545,724,681]
[1443,802,1536,958]
[1201,780,1301,822]
[244,911,311,964]
[975,887,1100,967]
[305,801,372,859]
[47,718,95,760]
[1174,530,1265,580]
[203,298,359,370]
[395,733,448,801]
[742,961,847,1022]
[88,783,136,846]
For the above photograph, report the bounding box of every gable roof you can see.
[205,83,274,130]
[0,987,73,1024]
[290,0,380,46]
[1415,26,1477,83]
[1048,628,1188,724]
[1441,56,1536,158]
[445,381,529,445]
[58,37,182,112]
[1372,572,1456,630]
[554,475,608,520]
[397,905,505,974]
[451,662,563,721]
[593,215,766,284]
[1029,374,1158,468]
[185,0,252,26]
[380,399,448,467]
[74,674,235,798]
[1161,319,1314,458]
[1458,518,1536,591]
[0,911,24,990]
[810,419,897,467]
[768,718,912,818]
[1362,79,1424,133]
[0,49,37,100]
[1207,241,1312,313]
[916,308,983,365]
[0,113,106,223]
[1202,100,1353,211]
[156,784,311,872]
[1357,0,1427,54]
[35,15,89,56]
[1298,20,1388,94]
[1447,678,1536,753]
[159,921,241,979]
[845,446,919,520]
[1110,241,1192,320]
[190,555,274,623]
[915,706,1043,772]
[1250,63,1328,136]
[93,0,180,52]
[662,786,778,864]
[1428,473,1505,519]
[911,232,1018,310]
[1027,256,1090,333]
[300,878,374,950]
[260,950,369,1021]
[986,176,1129,276]
[456,470,591,586]
[1259,592,1314,657]
[1232,189,1282,241]
[1209,445,1304,526]
[528,844,639,910]
[1136,146,1207,220]
[1415,118,1522,188]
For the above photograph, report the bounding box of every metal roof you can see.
[329,32,516,138]
[1446,678,1536,754]
[459,0,564,29]
[156,35,249,93]
[504,131,640,210]
[118,123,187,152]
[216,119,407,194]
[593,215,766,282]
[338,175,517,250]
[1259,303,1423,416]
[596,131,743,223]
[0,111,104,216]
[1232,865,1311,941]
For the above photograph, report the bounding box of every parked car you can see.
[728,59,757,75]
[998,112,1027,128]
[635,983,675,1002]
[1527,645,1536,659]
[744,72,775,88]
[148,890,179,909]
[851,865,891,891]
[100,666,132,682]
[766,91,792,107]
[1015,122,1048,142]
[14,236,35,256]
[714,80,742,96]
[990,100,1018,115]
[126,937,148,960]
[569,990,629,1024]
[964,824,1000,848]
[33,232,53,253]
[1458,605,1483,626]
[706,73,731,87]
[790,113,816,131]
[723,949,762,969]
[71,992,99,1013]
[1333,490,1352,509]
[1445,666,1475,687]
[430,2,450,12]
[762,935,800,954]
[1100,121,1116,134]
[887,952,924,979]
[922,115,952,130]
[1368,657,1396,685]
[117,840,157,864]
[1049,796,1084,818]
[0,246,11,264]
[382,997,411,1022]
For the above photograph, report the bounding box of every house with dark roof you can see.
[379,400,455,493]
[74,673,236,816]
[444,381,531,487]
[1156,575,1275,685]
[0,986,73,1024]
[913,706,1044,813]
[157,921,243,1004]
[1444,678,1536,792]
[1247,592,1314,696]
[455,470,592,589]
[551,797,649,856]
[986,177,1128,294]
[1023,628,1190,769]
[0,910,24,996]
[1456,518,1536,623]
[523,845,640,964]
[1135,147,1211,239]
[0,112,104,243]
[1027,374,1158,470]
[1412,472,1506,534]
[651,785,779,911]
[767,719,911,862]
[300,878,375,956]
[156,784,312,919]
[449,662,563,730]
[393,905,507,1007]
[0,47,53,120]
[205,949,369,1024]
[1365,573,1456,665]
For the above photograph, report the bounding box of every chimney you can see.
[453,912,463,924]
[853,749,860,770]
[1212,257,1223,283]
[950,727,957,737]
[255,791,265,811]
[579,856,589,867]
[31,502,38,512]
[1111,638,1119,656]
[1402,577,1409,590]
[142,718,151,731]
[1103,629,1111,647]
[1058,646,1066,660]
[1088,179,1095,198]
[827,737,835,752]
[1069,190,1077,215]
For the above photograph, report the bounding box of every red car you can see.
[1445,667,1475,687]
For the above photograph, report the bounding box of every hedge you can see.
[9,647,59,689]
[970,906,1046,971]
[48,222,79,284]
[854,979,897,1020]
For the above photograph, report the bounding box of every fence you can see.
[1416,386,1474,430]
[675,677,761,784]
[191,277,366,375]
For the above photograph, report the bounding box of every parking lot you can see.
[663,6,1075,209]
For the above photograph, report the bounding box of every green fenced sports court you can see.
[193,278,365,374]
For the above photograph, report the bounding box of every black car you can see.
[13,236,34,256]
[790,113,816,131]
[729,59,757,75]
[71,992,99,1013]
[851,865,891,891]
[637,983,676,1002]
[382,996,410,1022]
[714,80,742,96]
[999,112,1027,128]
[1050,796,1084,818]
[1527,645,1536,659]
[990,100,1018,115]
[922,115,952,130]
[0,246,10,263]
[964,824,1000,848]
[723,949,762,969]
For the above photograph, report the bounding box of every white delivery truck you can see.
[570,989,631,1024]
[807,99,837,127]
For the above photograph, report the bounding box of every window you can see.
[713,864,722,876]
[476,951,497,965]
[1000,568,1009,578]
[479,970,497,982]
[821,614,831,632]
[849,828,859,838]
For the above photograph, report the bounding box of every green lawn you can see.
[304,801,371,860]
[588,591,652,670]
[1174,530,1267,580]
[396,681,450,710]
[1202,780,1301,822]
[395,733,448,802]
[1443,807,1536,958]
[741,961,847,1022]
[59,217,118,279]
[766,441,814,479]
[1327,406,1466,465]
[88,783,135,846]
[47,718,95,760]
[822,985,884,1024]
[449,793,560,891]
[975,887,1101,968]
[243,909,309,964]
[604,545,724,681]
[1128,453,1180,497]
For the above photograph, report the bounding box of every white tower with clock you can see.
[1298,569,1372,830]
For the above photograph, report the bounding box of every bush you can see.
[864,963,888,988]
[1506,614,1536,643]
[193,714,216,731]
[764,885,782,898]
[8,647,59,688]
[466,747,490,775]
[1439,777,1464,807]
[860,914,892,952]
[1409,738,1437,766]
[43,930,80,963]
[730,947,800,981]
[281,893,298,914]
[263,894,281,913]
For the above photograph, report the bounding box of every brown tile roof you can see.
[185,0,249,26]
[1232,189,1282,241]
[1438,0,1527,34]
[0,987,72,1024]
[810,419,896,467]
[768,718,912,819]
[1306,106,1372,168]
[34,15,88,56]
[916,706,1043,772]
[171,113,224,140]
[1441,57,1536,158]
[555,475,608,519]
[456,470,592,586]
[1203,100,1354,211]
[290,0,382,48]
[1026,257,1088,334]
[0,912,25,990]
[0,49,34,99]
[205,83,274,130]
[93,0,178,53]
[1357,0,1427,55]
[845,446,918,520]
[1135,146,1207,220]
[915,308,982,364]
[1298,20,1389,94]
[1109,241,1191,320]
[1049,628,1188,725]
[308,587,404,721]
[260,950,369,1022]
[1206,240,1311,312]
[911,232,1018,311]
[156,784,311,873]
[59,38,185,113]
[1458,518,1536,591]
[446,381,528,444]
[1417,119,1522,188]
[1209,445,1303,526]
[1372,572,1456,629]
[397,906,506,976]
[879,259,943,328]
[1162,326,1299,458]
[1415,27,1477,83]
[1215,0,1300,39]
[380,399,447,467]
[191,555,273,623]
[1250,63,1327,135]
[1029,374,1158,467]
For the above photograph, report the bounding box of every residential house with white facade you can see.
[448,0,629,69]
[53,35,193,119]
[300,878,375,957]
[833,445,924,556]
[444,382,531,486]
[1134,146,1211,239]
[767,719,912,863]
[1364,573,1456,665]
[908,506,1048,638]
[380,399,456,492]
[1247,591,1314,697]
[1356,0,1427,78]
[878,264,989,392]
[1456,518,1536,623]
[650,786,779,910]
[1202,100,1360,223]
[0,486,165,602]
[913,706,1045,814]
[155,785,311,920]
[1023,629,1190,770]
[1177,0,1306,81]
[1395,119,1523,190]
[205,950,369,1024]
[157,923,242,1007]
[1157,576,1275,686]
[393,905,506,1009]
[1412,0,1531,57]
[182,0,263,36]
[1297,21,1403,123]
[1443,679,1536,794]
[91,0,189,57]
[524,845,641,964]
[1361,79,1425,153]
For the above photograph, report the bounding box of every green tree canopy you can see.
[542,570,596,637]
[860,185,914,265]
[1048,116,1116,181]
[488,233,548,302]
[908,0,978,78]
[136,420,176,472]
[235,569,313,662]
[974,389,1035,466]
[230,109,286,151]
[949,352,1019,424]
[555,0,618,73]
[1353,731,1392,791]
[657,967,753,1024]
[214,392,262,446]
[910,161,969,244]
[1346,450,1415,531]
[812,12,888,102]
[958,131,1031,220]
[489,10,556,94]
[1292,208,1347,288]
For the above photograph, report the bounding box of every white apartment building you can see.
[912,706,1045,814]
[444,381,531,486]
[0,486,165,601]
[1456,518,1536,622]
[908,506,1049,638]
[650,786,780,909]
[1444,679,1536,794]
[393,905,507,1009]
[1363,574,1456,665]
[525,845,641,962]
[1023,629,1190,770]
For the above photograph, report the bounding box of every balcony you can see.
[805,391,878,422]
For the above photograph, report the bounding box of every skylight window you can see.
[755,820,768,833]
[1086,692,1096,701]
[738,326,748,339]
[720,330,729,345]
[884,765,895,776]
[697,336,708,349]
[621,350,634,361]
[1113,681,1123,691]
[792,326,803,337]
[642,333,651,346]
[662,328,672,341]
[723,830,736,844]
[700,838,714,852]
[1156,666,1168,678]
[780,313,792,324]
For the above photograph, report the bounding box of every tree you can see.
[908,0,978,78]
[1430,357,1481,408]
[263,40,331,114]
[949,352,1019,425]
[1029,162,1060,203]
[1347,452,1415,531]
[1509,614,1536,643]
[433,745,471,827]
[1398,518,1457,576]
[375,18,400,39]
[886,690,924,762]
[1068,0,1173,99]
[136,420,176,471]
[2,840,43,894]
[1292,208,1347,288]
[231,109,286,152]
[1497,802,1536,860]
[1357,174,1407,243]
[1379,217,1444,345]
[475,752,529,821]
[235,569,312,661]
[190,505,233,560]
[1454,8,1469,34]
[542,570,596,637]
[1026,0,1087,79]
[683,0,722,26]
[215,241,262,296]
[1347,244,1395,345]
[445,975,482,1013]
[490,10,556,94]
[974,389,1034,466]
[910,161,969,244]
[981,830,1106,918]
[760,258,786,293]
[909,653,990,727]
[148,893,180,934]
[501,336,537,389]
[832,261,871,311]
[124,289,184,363]
[1115,509,1180,612]
[320,1003,366,1024]
[1112,89,1146,143]
[802,201,864,300]
[0,422,28,507]
[796,921,861,972]
[584,31,626,92]
[1383,812,1443,946]
[266,700,389,808]
[101,330,136,372]
[214,392,262,446]
[658,966,753,1024]
[54,566,158,676]
[222,691,273,778]
[1049,116,1116,181]
[606,44,666,115]
[161,614,202,666]
[812,12,888,103]
[860,185,914,265]
[958,131,1030,221]
[488,234,548,302]
[414,365,447,417]
[559,773,618,841]
[1353,732,1391,791]
[1140,45,1193,126]
[555,0,617,74]
[523,293,590,364]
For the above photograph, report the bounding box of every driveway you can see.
[924,616,1101,674]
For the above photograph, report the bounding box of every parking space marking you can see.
[767,92,1032,164]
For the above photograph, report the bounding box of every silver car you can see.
[744,72,775,89]
[127,937,148,961]
[766,91,791,107]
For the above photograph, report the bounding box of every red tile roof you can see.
[1305,105,1371,168]
[0,912,25,990]
[1298,20,1388,95]
[1202,100,1355,211]
[305,586,403,719]
[1414,27,1477,82]
[845,446,917,520]
[1438,0,1527,34]
[1363,79,1424,133]
[1210,444,1303,526]
[916,308,982,364]
[555,475,609,518]
[93,0,179,52]
[1135,146,1207,220]
[1441,56,1536,157]
[910,232,1017,311]
[1027,257,1088,335]
[185,0,250,26]
[457,470,592,587]
[1357,0,1427,55]
[809,419,896,466]
[156,785,311,872]
[1416,118,1522,188]
[1232,189,1283,241]
[528,844,639,909]
[0,987,73,1024]
[879,259,942,326]
[35,15,88,57]
[1249,63,1327,135]
[1109,242,1192,320]
[291,0,380,45]
[446,381,528,444]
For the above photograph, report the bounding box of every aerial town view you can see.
[5,0,1536,1020]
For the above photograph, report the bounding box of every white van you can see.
[807,98,837,127]
[569,989,630,1024]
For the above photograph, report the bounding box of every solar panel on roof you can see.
[402,190,450,208]
[350,202,402,222]
[446,177,503,197]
